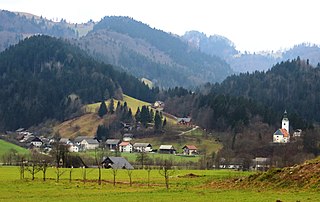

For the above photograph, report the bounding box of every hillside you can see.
[0,35,156,131]
[79,16,233,88]
[0,139,29,158]
[183,31,320,73]
[54,94,179,138]
[211,58,320,124]
[243,157,320,189]
[0,10,78,52]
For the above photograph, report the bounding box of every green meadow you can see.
[0,166,319,202]
[0,139,29,157]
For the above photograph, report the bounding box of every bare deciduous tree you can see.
[159,160,175,190]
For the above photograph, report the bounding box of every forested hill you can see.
[211,58,320,124]
[0,35,156,131]
[0,10,77,51]
[79,16,233,88]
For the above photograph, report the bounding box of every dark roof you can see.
[123,133,134,138]
[74,136,91,143]
[102,157,134,169]
[82,138,99,144]
[133,143,152,147]
[31,137,42,142]
[106,139,121,145]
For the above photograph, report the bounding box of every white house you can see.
[182,145,198,155]
[123,133,134,142]
[119,142,133,153]
[68,145,80,152]
[80,138,100,150]
[30,137,43,147]
[273,111,290,143]
[133,143,152,152]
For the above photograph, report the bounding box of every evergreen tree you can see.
[135,107,141,122]
[149,109,154,123]
[98,101,107,118]
[96,125,109,141]
[140,105,150,127]
[116,101,121,114]
[154,111,162,132]
[163,118,167,128]
[109,98,115,114]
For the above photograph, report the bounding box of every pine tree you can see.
[109,98,115,114]
[135,107,141,122]
[140,105,150,127]
[154,111,162,132]
[98,101,107,117]
[163,118,167,128]
[96,125,109,141]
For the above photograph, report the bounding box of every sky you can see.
[1,0,319,52]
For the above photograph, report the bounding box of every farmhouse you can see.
[251,157,270,171]
[123,133,134,142]
[119,141,133,153]
[133,143,152,152]
[182,145,198,155]
[177,117,191,125]
[101,157,134,169]
[30,137,43,147]
[80,138,99,150]
[74,136,91,145]
[106,139,121,151]
[159,145,176,154]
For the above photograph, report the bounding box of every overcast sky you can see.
[1,0,319,52]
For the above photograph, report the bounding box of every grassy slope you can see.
[0,139,29,157]
[85,94,151,114]
[0,166,318,202]
[55,94,176,138]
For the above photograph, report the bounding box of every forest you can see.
[0,35,157,131]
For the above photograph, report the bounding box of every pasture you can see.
[0,166,319,202]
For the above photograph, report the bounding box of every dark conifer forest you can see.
[0,35,156,130]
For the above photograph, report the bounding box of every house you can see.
[74,136,91,145]
[273,111,290,143]
[106,139,121,151]
[251,157,270,171]
[59,138,72,145]
[182,145,198,155]
[177,118,191,125]
[293,129,302,137]
[123,133,134,142]
[153,101,165,109]
[159,145,176,154]
[101,157,134,169]
[119,142,133,153]
[219,158,244,170]
[133,143,152,152]
[30,137,43,147]
[80,138,100,150]
[121,122,133,131]
[68,145,80,152]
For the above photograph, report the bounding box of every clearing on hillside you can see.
[0,139,29,158]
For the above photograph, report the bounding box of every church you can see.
[273,111,290,143]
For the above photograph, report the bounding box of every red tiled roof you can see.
[280,128,289,137]
[184,145,197,150]
[119,141,130,146]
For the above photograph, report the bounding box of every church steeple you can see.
[282,110,289,134]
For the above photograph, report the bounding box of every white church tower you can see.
[282,110,289,134]
[273,110,290,143]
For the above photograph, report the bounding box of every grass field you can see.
[0,139,29,157]
[0,166,319,202]
[85,94,151,115]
